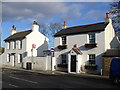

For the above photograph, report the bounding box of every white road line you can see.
[8,84,18,88]
[9,76,38,84]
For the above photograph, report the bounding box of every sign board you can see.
[50,48,54,52]
[32,44,36,48]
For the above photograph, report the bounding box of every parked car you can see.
[109,58,120,84]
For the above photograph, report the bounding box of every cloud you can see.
[83,10,105,21]
[2,2,83,23]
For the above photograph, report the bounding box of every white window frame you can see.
[88,33,96,44]
[18,54,22,63]
[88,54,96,65]
[59,37,62,45]
[61,54,67,64]
[6,42,10,50]
[18,40,22,49]
[62,36,67,45]
[7,54,10,62]
[12,41,15,49]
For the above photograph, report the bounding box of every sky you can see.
[1,1,113,48]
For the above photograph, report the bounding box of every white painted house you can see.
[1,21,50,70]
[54,13,118,74]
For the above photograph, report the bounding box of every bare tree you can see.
[49,23,62,36]
[109,0,120,32]
[39,24,48,36]
[48,22,62,48]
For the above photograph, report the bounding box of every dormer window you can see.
[62,36,66,45]
[89,33,95,44]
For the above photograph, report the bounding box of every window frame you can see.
[88,33,96,44]
[18,40,22,49]
[12,41,16,49]
[61,54,67,64]
[62,36,67,45]
[7,54,10,62]
[88,54,96,65]
[18,54,22,63]
[6,42,10,50]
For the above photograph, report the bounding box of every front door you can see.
[71,55,76,72]
[26,62,32,70]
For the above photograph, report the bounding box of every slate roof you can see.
[103,49,120,57]
[54,22,109,37]
[4,30,32,41]
[72,48,82,54]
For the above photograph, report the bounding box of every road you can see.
[2,68,120,89]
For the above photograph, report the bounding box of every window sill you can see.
[85,43,97,48]
[84,64,97,70]
[57,64,68,68]
[57,45,67,49]
[18,48,22,50]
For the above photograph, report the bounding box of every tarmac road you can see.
[2,68,120,89]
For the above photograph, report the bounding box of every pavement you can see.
[1,65,109,79]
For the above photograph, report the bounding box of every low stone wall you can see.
[102,57,120,76]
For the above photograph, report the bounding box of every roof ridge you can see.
[14,29,32,34]
[66,22,105,29]
[4,30,32,41]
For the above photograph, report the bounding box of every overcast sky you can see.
[1,1,112,47]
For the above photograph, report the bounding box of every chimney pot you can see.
[11,25,16,35]
[12,25,15,29]
[33,21,38,25]
[64,21,66,26]
[32,21,39,32]
[106,12,110,18]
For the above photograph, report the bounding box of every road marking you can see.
[9,76,38,84]
[8,84,18,88]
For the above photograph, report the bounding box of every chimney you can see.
[106,12,110,18]
[62,21,68,29]
[64,21,66,26]
[11,25,16,35]
[32,21,39,32]
[104,12,112,23]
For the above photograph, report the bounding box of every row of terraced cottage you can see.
[1,13,120,75]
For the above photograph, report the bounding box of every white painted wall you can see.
[104,20,115,50]
[26,30,49,57]
[1,23,49,69]
[54,23,116,74]
[55,31,106,73]
[1,39,26,67]
[22,56,52,70]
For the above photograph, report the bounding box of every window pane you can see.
[89,33,95,44]
[89,54,95,64]
[62,36,66,45]
[61,54,66,64]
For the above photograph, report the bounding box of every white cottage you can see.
[54,13,118,74]
[1,21,49,70]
